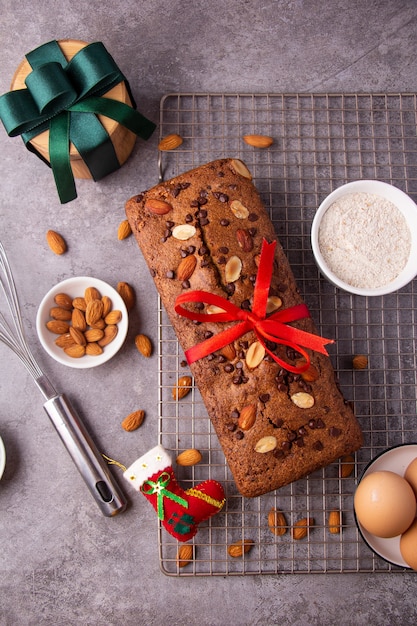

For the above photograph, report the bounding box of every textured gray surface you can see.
[1,1,417,624]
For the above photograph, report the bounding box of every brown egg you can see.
[404,457,417,499]
[354,471,416,538]
[400,518,417,570]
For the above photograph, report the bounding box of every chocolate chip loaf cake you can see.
[125,158,363,497]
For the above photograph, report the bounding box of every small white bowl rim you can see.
[354,443,417,569]
[36,276,128,369]
[311,180,417,296]
[0,435,5,480]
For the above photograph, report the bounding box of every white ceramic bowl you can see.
[311,181,417,296]
[0,435,5,480]
[354,443,417,569]
[36,276,128,369]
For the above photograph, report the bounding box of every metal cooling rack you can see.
[156,93,417,576]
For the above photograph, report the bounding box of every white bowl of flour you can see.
[311,180,417,296]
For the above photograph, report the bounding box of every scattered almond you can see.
[268,508,287,536]
[292,517,314,540]
[225,255,242,283]
[328,510,342,534]
[238,404,257,431]
[158,133,183,151]
[353,354,368,370]
[145,198,173,215]
[340,454,355,478]
[245,341,265,369]
[176,448,202,466]
[243,134,274,148]
[230,199,249,219]
[228,539,254,558]
[117,219,132,241]
[173,375,193,400]
[121,410,145,432]
[177,544,193,568]
[254,436,277,453]
[230,159,252,180]
[135,333,152,358]
[117,281,135,311]
[290,392,315,409]
[177,254,197,281]
[172,224,196,241]
[54,293,73,310]
[220,343,236,360]
[46,230,67,255]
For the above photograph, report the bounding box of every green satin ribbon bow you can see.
[0,40,156,203]
[141,472,189,521]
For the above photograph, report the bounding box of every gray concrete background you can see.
[1,1,417,624]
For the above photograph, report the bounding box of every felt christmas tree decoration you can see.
[123,444,225,542]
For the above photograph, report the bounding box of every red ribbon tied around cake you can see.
[174,239,333,374]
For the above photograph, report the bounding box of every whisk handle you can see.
[43,394,127,517]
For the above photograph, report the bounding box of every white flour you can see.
[318,192,411,289]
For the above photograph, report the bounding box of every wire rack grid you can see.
[156,93,417,576]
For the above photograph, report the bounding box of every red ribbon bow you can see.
[174,239,333,374]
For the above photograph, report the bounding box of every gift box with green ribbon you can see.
[0,39,156,203]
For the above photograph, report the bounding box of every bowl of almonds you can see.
[36,276,128,368]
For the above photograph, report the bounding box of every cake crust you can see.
[125,158,363,497]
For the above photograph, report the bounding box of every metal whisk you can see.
[0,241,127,516]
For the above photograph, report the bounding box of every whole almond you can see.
[46,230,67,255]
[72,297,87,311]
[135,333,152,358]
[64,344,86,358]
[236,228,253,252]
[84,286,101,303]
[220,343,236,360]
[72,308,87,331]
[172,375,192,400]
[69,326,86,346]
[176,448,202,466]
[117,282,135,311]
[353,354,368,370]
[145,198,173,215]
[104,310,122,325]
[238,404,257,430]
[55,333,75,349]
[245,341,265,369]
[85,299,104,326]
[85,342,103,356]
[158,133,183,151]
[243,134,274,148]
[84,328,104,343]
[328,510,342,534]
[177,254,197,281]
[101,295,113,318]
[292,517,314,540]
[121,410,145,432]
[98,324,118,347]
[54,293,73,310]
[117,219,132,241]
[90,318,106,330]
[46,320,70,335]
[295,359,320,382]
[268,508,287,536]
[228,539,254,558]
[49,306,72,321]
[340,454,355,478]
[177,544,193,568]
